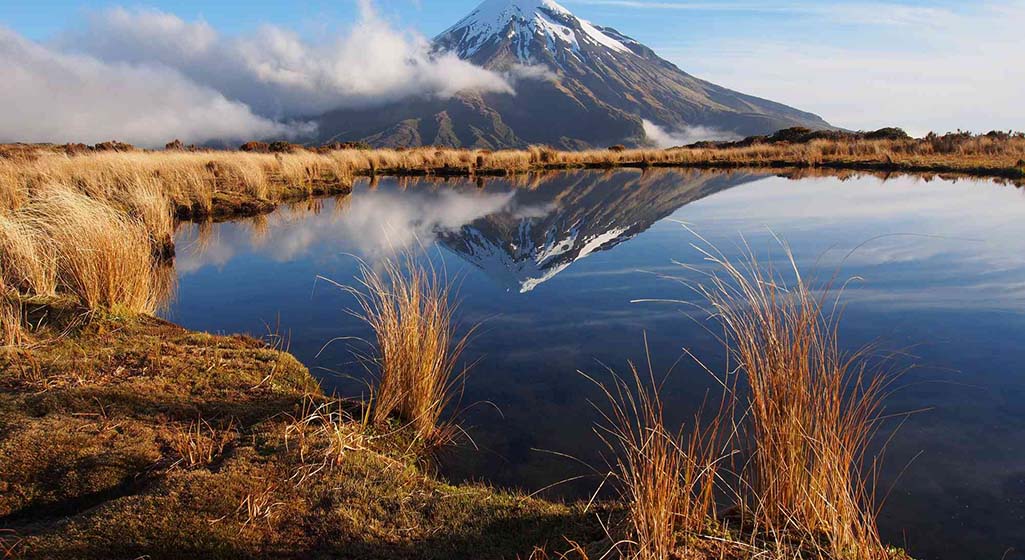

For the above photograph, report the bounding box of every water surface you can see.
[165,169,1025,560]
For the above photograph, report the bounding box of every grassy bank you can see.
[0,292,910,560]
[0,149,354,222]
[0,251,916,559]
[2,128,1022,224]
[0,300,608,559]
[0,135,944,558]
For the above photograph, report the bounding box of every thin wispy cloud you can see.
[642,120,739,147]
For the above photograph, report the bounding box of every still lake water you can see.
[164,169,1025,560]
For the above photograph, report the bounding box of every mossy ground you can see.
[0,302,607,559]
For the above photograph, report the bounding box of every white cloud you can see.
[0,2,515,147]
[507,64,559,84]
[59,3,514,119]
[642,119,740,148]
[0,27,304,147]
[329,187,515,260]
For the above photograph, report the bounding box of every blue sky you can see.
[2,0,1023,140]
[6,0,969,47]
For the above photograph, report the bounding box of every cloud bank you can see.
[0,2,514,147]
[642,119,740,148]
[0,28,302,146]
[60,3,513,118]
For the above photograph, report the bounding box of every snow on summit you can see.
[440,0,632,59]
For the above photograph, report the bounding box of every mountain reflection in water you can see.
[176,169,763,291]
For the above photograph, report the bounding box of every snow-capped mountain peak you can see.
[317,0,833,149]
[438,0,632,60]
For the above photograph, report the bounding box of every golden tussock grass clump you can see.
[327,147,478,174]
[0,278,23,347]
[586,356,729,560]
[0,213,58,297]
[2,164,175,318]
[0,150,358,218]
[0,161,26,213]
[689,242,892,559]
[19,187,164,314]
[109,176,176,249]
[334,257,475,444]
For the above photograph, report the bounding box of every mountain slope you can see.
[317,0,831,149]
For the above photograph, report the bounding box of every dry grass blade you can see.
[24,187,162,314]
[0,277,23,347]
[584,346,731,560]
[690,240,894,559]
[168,417,238,468]
[0,529,24,560]
[236,480,283,531]
[332,255,476,445]
[0,212,58,296]
[283,395,367,484]
[524,540,592,560]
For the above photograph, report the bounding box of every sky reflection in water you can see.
[166,170,1025,560]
